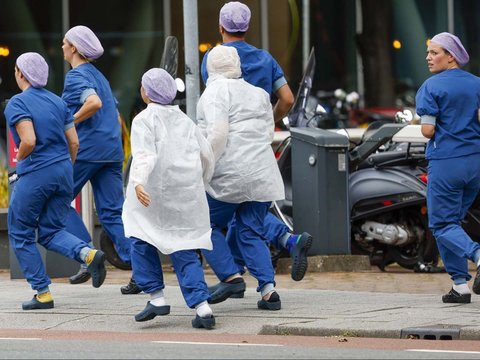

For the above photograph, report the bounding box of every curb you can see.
[260,324,480,340]
[260,325,400,338]
[276,255,371,274]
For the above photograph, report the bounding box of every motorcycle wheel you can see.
[386,209,438,269]
[99,230,132,270]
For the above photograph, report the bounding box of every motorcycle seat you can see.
[363,150,425,168]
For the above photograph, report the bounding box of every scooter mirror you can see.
[346,91,360,104]
[175,78,185,93]
[334,88,346,100]
[395,109,414,123]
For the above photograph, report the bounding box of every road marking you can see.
[0,338,42,341]
[407,349,480,355]
[152,341,283,347]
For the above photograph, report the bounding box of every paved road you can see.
[1,264,480,340]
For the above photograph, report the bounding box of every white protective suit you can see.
[196,75,285,203]
[122,103,214,254]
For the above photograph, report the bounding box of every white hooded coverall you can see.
[122,103,214,254]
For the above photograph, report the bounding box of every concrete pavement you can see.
[1,264,480,341]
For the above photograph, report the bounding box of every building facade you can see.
[0,0,479,136]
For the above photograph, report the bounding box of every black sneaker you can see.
[257,291,281,310]
[120,277,142,295]
[473,265,480,295]
[442,288,471,304]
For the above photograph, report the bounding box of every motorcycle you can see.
[347,124,438,271]
[271,49,441,272]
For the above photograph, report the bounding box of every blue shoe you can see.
[86,250,107,288]
[69,267,91,284]
[135,302,171,322]
[208,281,244,299]
[257,291,281,311]
[22,295,54,310]
[192,314,215,329]
[290,232,313,281]
[208,278,246,304]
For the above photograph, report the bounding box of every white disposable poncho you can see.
[122,103,214,254]
[196,77,285,203]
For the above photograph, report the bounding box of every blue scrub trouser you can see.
[66,161,131,264]
[428,155,480,282]
[130,237,210,308]
[8,161,88,291]
[201,194,276,293]
[227,212,289,270]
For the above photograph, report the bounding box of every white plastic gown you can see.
[196,76,285,203]
[122,103,214,254]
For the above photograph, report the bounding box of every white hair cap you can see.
[65,25,104,60]
[16,52,49,88]
[206,45,241,80]
[141,68,177,105]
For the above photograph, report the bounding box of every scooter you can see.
[272,123,440,271]
[271,49,441,272]
[347,123,439,271]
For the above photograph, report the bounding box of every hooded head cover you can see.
[141,68,177,105]
[65,25,104,60]
[16,52,49,88]
[219,1,251,32]
[430,32,469,67]
[207,45,241,80]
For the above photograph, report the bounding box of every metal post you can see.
[355,0,365,108]
[183,0,200,122]
[447,0,454,33]
[260,0,269,51]
[62,0,70,76]
[81,184,94,238]
[302,0,310,69]
[163,0,171,37]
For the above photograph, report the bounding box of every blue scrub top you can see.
[416,69,480,160]
[4,87,73,175]
[62,63,124,162]
[201,40,287,96]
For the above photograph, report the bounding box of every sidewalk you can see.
[1,265,480,340]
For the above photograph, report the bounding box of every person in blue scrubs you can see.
[200,2,312,303]
[416,32,480,303]
[60,25,136,292]
[198,45,285,310]
[4,52,107,310]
